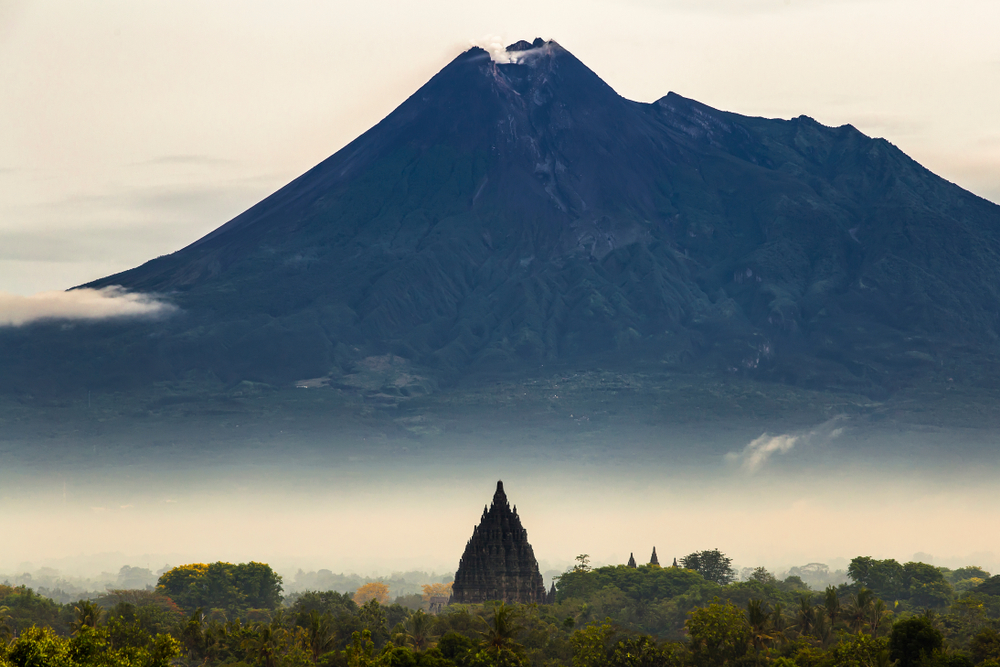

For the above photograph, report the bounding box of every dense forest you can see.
[3,553,1000,667]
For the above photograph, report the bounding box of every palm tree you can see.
[847,588,874,634]
[305,610,337,662]
[771,602,789,646]
[0,604,12,639]
[241,622,284,667]
[868,598,890,637]
[823,586,842,633]
[405,609,437,652]
[795,594,816,639]
[479,602,524,658]
[70,600,102,634]
[746,599,775,655]
[813,613,831,647]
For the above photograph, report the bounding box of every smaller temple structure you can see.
[624,548,678,568]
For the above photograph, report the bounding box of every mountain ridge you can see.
[5,39,999,397]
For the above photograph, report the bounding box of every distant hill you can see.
[5,38,1000,397]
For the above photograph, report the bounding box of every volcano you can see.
[8,39,1000,396]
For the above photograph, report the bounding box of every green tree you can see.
[746,599,775,655]
[233,562,284,610]
[157,562,282,616]
[680,550,735,586]
[359,600,388,646]
[70,601,102,635]
[685,600,750,666]
[346,629,383,667]
[949,566,990,583]
[5,625,72,667]
[403,610,435,652]
[437,631,476,666]
[794,594,816,639]
[889,616,944,667]
[156,564,210,611]
[971,627,1000,665]
[867,598,890,638]
[478,603,524,664]
[846,589,875,635]
[555,562,704,604]
[240,619,284,667]
[302,610,338,662]
[749,568,777,585]
[822,586,842,636]
[608,635,683,667]
[903,562,953,608]
[827,632,890,667]
[848,558,905,601]
[291,591,358,618]
[0,603,11,640]
[570,620,615,667]
[974,575,1000,596]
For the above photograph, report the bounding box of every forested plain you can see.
[3,554,1000,667]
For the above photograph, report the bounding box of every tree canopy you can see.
[156,562,282,615]
[679,550,736,586]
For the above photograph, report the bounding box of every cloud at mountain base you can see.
[0,286,176,327]
[726,418,846,473]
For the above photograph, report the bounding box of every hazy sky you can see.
[2,0,999,295]
[2,415,999,578]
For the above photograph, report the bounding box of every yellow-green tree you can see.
[353,583,390,606]
[421,582,453,602]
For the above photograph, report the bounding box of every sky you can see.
[2,0,999,296]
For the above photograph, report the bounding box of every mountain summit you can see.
[9,40,1000,395]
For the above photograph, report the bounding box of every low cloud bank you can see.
[726,418,845,473]
[0,286,176,327]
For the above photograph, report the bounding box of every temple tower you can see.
[450,481,548,604]
[649,547,660,566]
[627,553,637,568]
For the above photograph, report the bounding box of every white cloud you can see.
[0,286,176,327]
[726,419,845,473]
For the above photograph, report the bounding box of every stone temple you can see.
[450,481,549,604]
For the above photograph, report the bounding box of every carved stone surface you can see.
[450,481,548,605]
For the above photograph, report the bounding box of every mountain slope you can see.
[8,39,1000,395]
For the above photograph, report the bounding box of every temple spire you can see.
[493,480,508,507]
[451,481,547,605]
[649,547,659,566]
[627,553,637,568]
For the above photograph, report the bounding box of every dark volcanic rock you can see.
[5,39,1000,395]
[450,480,547,605]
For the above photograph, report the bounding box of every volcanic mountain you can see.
[7,39,1000,396]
